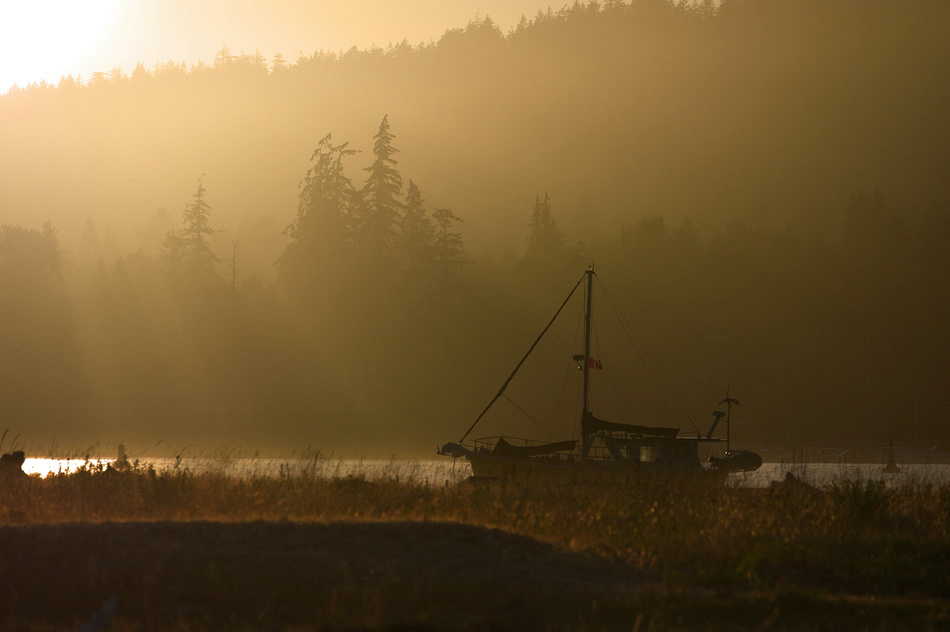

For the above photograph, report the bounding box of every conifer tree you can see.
[432,207,468,271]
[0,222,63,299]
[271,52,288,72]
[399,180,436,271]
[525,191,565,263]
[290,133,358,242]
[214,44,233,68]
[277,133,358,291]
[356,115,403,260]
[165,177,218,284]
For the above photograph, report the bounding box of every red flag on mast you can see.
[573,354,603,370]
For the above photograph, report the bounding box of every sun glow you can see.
[0,0,119,91]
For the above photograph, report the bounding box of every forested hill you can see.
[2,0,949,257]
[1,0,949,456]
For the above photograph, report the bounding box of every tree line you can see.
[5,0,948,249]
[2,159,948,453]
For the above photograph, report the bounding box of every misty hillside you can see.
[1,0,948,456]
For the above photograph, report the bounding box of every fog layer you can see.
[1,0,948,457]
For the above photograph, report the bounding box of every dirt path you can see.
[0,520,643,630]
[1,521,945,631]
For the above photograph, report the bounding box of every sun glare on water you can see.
[0,0,119,91]
[22,458,105,477]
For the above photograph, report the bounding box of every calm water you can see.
[725,462,950,488]
[22,457,474,485]
[21,457,950,488]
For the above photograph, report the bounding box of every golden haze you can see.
[0,1,948,458]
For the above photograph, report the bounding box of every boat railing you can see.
[471,436,619,461]
[472,436,577,453]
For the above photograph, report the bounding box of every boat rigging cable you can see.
[506,293,582,442]
[458,273,587,443]
[501,393,570,442]
[595,276,701,436]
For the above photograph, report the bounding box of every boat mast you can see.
[581,267,594,458]
[458,272,587,444]
[582,267,594,417]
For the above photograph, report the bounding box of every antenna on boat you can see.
[719,387,739,453]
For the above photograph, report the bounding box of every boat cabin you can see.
[599,434,707,473]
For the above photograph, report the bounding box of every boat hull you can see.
[466,452,725,484]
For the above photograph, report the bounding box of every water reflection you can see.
[23,458,96,477]
[728,462,950,488]
[23,457,476,485]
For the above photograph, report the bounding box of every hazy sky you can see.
[0,0,557,91]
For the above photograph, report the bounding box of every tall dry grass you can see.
[1,462,948,597]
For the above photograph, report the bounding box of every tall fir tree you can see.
[399,180,436,271]
[525,191,565,263]
[165,177,218,285]
[356,115,403,261]
[0,222,63,301]
[432,207,468,272]
[277,133,359,303]
[285,134,358,246]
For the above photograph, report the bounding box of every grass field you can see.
[1,462,948,630]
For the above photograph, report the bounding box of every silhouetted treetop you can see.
[356,115,404,260]
[400,180,436,272]
[278,118,468,298]
[526,191,566,265]
[163,177,219,287]
[0,222,63,298]
[432,207,469,271]
[277,133,360,297]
